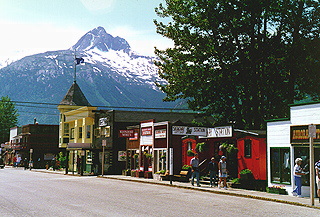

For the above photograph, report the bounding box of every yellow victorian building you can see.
[58,82,97,175]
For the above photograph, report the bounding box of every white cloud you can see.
[0,21,84,60]
[108,25,173,56]
[80,0,115,12]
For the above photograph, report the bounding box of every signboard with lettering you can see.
[141,127,152,136]
[129,132,139,141]
[291,125,320,144]
[155,129,166,139]
[99,117,110,127]
[119,130,134,138]
[172,126,207,136]
[207,126,233,138]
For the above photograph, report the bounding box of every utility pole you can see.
[74,49,77,83]
[309,124,315,206]
[102,140,106,176]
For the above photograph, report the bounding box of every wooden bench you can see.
[173,170,190,182]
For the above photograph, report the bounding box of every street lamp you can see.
[29,149,33,170]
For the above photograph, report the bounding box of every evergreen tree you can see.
[0,96,19,143]
[154,0,320,129]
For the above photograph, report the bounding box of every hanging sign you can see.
[155,129,166,139]
[119,130,134,138]
[172,126,207,136]
[141,127,152,136]
[291,125,320,144]
[207,126,233,138]
[99,117,110,127]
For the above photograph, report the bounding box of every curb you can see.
[99,176,320,210]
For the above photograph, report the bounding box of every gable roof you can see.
[60,82,91,106]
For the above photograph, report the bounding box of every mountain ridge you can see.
[0,27,181,125]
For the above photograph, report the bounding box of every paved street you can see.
[0,167,319,217]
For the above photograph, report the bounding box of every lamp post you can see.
[102,140,106,176]
[29,149,33,170]
[309,124,316,206]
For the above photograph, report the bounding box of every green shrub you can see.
[195,142,207,153]
[239,169,252,174]
[182,165,192,170]
[187,150,195,156]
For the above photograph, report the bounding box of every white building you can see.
[267,102,320,197]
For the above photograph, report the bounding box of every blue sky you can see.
[0,0,172,61]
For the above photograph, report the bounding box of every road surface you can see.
[0,167,319,216]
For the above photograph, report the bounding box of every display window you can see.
[270,147,291,184]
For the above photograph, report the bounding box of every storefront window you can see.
[70,128,75,139]
[294,147,310,186]
[187,142,192,151]
[270,148,291,184]
[79,127,83,139]
[64,123,69,136]
[244,139,252,158]
[154,149,167,172]
[86,125,91,138]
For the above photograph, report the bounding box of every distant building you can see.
[58,81,204,175]
[19,124,59,168]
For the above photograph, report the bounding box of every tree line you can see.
[154,0,320,129]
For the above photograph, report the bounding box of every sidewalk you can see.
[33,168,320,210]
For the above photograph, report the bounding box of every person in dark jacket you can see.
[208,157,218,187]
[23,158,29,170]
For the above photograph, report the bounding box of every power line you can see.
[11,100,192,112]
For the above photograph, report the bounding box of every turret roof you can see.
[60,82,91,106]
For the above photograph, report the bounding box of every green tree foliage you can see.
[0,96,19,143]
[154,0,320,129]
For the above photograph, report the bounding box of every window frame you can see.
[270,147,291,185]
[244,139,252,158]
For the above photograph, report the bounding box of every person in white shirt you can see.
[292,158,306,197]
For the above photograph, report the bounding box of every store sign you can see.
[129,132,139,141]
[119,130,134,138]
[291,125,320,143]
[155,129,166,139]
[207,126,232,138]
[118,151,127,161]
[99,117,110,127]
[172,126,207,136]
[141,127,152,136]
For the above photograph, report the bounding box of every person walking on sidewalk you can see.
[190,153,201,187]
[218,156,228,189]
[292,158,306,197]
[208,157,218,187]
[315,159,320,202]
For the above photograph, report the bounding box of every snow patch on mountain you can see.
[84,48,163,90]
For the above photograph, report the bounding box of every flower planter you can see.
[122,170,131,176]
[153,173,161,181]
[136,171,144,178]
[266,187,287,195]
[240,173,253,180]
[131,170,136,177]
[144,171,152,179]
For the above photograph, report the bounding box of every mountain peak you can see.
[72,26,131,52]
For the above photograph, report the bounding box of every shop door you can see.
[182,138,196,166]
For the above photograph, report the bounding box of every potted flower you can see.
[144,171,152,179]
[239,169,253,180]
[182,165,192,171]
[266,185,287,195]
[122,169,131,176]
[187,150,195,157]
[195,142,207,153]
[153,171,162,181]
[131,169,136,177]
[136,170,144,178]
